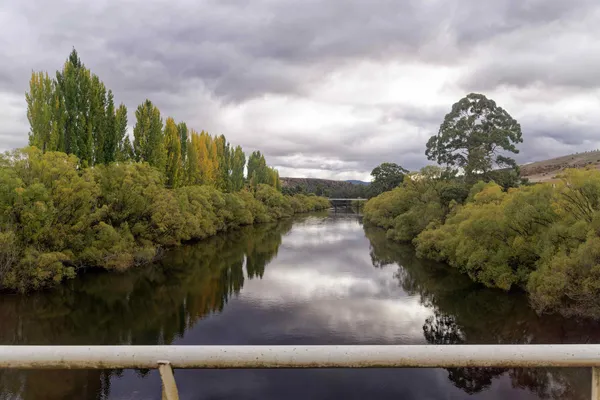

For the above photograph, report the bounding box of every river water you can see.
[1,213,599,399]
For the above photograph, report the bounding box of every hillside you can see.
[520,150,600,182]
[280,177,369,198]
[280,150,600,191]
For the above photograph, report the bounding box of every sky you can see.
[1,0,600,181]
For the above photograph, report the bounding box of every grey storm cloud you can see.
[376,104,447,129]
[464,56,600,92]
[1,0,600,178]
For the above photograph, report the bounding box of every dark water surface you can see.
[1,213,599,399]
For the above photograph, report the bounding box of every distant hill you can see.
[345,180,370,185]
[520,150,600,183]
[280,177,369,198]
[281,151,600,191]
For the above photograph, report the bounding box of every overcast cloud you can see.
[1,0,599,180]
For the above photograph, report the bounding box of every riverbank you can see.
[363,167,600,319]
[0,147,329,292]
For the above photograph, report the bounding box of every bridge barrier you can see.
[1,345,599,399]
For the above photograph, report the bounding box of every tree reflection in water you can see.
[365,225,597,400]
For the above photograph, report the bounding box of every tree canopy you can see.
[370,162,409,195]
[25,48,283,193]
[425,93,523,182]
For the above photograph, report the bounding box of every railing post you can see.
[593,367,600,400]
[158,361,179,400]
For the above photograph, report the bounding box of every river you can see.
[0,213,599,399]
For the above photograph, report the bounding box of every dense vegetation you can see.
[365,93,600,318]
[281,177,370,198]
[364,166,469,241]
[414,169,600,318]
[0,49,329,292]
[0,148,328,292]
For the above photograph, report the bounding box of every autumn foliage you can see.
[25,49,279,194]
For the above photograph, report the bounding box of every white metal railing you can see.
[1,345,599,400]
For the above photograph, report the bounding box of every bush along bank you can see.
[0,147,330,292]
[363,166,600,319]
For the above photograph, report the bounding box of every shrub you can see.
[0,148,329,292]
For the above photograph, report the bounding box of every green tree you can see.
[164,117,182,188]
[115,104,131,161]
[89,74,107,165]
[26,49,129,166]
[120,136,134,162]
[315,184,325,196]
[425,93,523,183]
[230,146,246,192]
[370,162,409,195]
[271,168,281,191]
[55,49,93,165]
[247,151,276,189]
[215,135,231,191]
[26,71,58,152]
[133,99,165,169]
[103,90,117,163]
[247,151,262,183]
[177,122,188,163]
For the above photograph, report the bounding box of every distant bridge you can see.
[328,198,367,213]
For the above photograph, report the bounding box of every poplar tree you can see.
[247,151,262,183]
[247,151,281,190]
[178,122,188,163]
[120,136,135,162]
[90,75,107,164]
[26,71,57,152]
[215,134,231,191]
[164,117,182,188]
[187,129,202,185]
[115,104,131,161]
[133,99,165,169]
[103,90,117,163]
[271,168,281,191]
[230,146,246,192]
[51,85,66,153]
[55,49,93,165]
[22,48,284,192]
[195,131,217,185]
[208,134,219,186]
